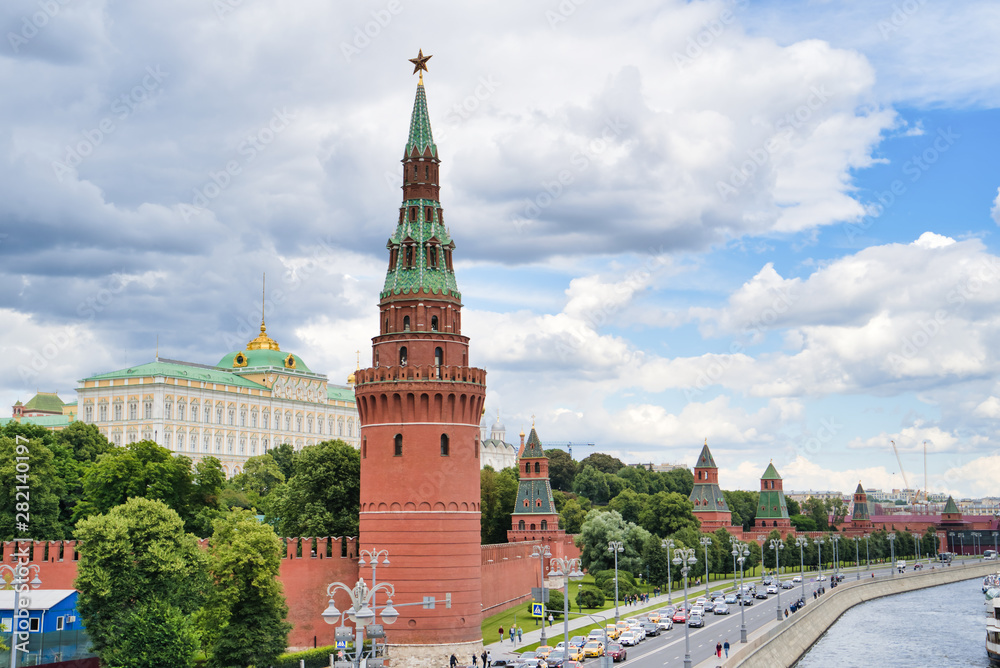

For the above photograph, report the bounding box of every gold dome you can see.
[247,321,280,351]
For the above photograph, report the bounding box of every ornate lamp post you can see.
[973,532,982,556]
[853,536,861,580]
[813,536,824,591]
[888,532,896,577]
[830,534,840,582]
[699,536,712,598]
[948,531,955,556]
[732,542,750,643]
[358,548,390,608]
[608,540,624,622]
[531,544,552,645]
[960,532,965,557]
[865,533,871,569]
[795,536,808,602]
[549,557,584,659]
[769,538,784,622]
[1,562,42,668]
[661,539,675,604]
[672,547,698,668]
[322,577,399,668]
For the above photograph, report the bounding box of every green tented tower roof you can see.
[761,462,781,480]
[694,442,717,469]
[406,82,437,158]
[521,427,545,458]
[943,496,960,514]
[23,392,65,413]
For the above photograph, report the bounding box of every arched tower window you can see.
[431,315,439,331]
[394,434,403,457]
[518,520,525,531]
[363,437,367,459]
[534,462,540,474]
[403,316,411,331]
[399,346,408,366]
[435,347,443,365]
[440,434,450,456]
[525,462,530,474]
[541,520,548,531]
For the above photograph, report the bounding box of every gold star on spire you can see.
[409,48,432,84]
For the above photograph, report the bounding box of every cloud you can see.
[992,187,1000,225]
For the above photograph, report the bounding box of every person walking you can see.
[510,627,516,644]
[451,654,458,668]
[517,626,522,642]
[486,651,492,667]
[724,640,730,658]
[498,626,504,643]
[716,641,722,658]
[472,653,478,667]
[548,613,554,627]
[784,608,789,618]
[482,651,488,667]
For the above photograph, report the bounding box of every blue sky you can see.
[2,0,1000,497]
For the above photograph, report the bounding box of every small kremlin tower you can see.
[355,51,488,665]
[508,427,560,541]
[689,440,732,529]
[850,483,872,529]
[755,462,790,530]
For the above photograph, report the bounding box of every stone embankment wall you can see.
[733,561,997,668]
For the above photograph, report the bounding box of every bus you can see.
[985,550,997,561]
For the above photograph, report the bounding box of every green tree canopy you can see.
[637,491,699,537]
[480,466,519,544]
[0,433,65,540]
[572,465,610,505]
[576,509,650,573]
[544,449,578,491]
[579,453,626,475]
[559,496,591,534]
[75,498,208,668]
[270,440,360,538]
[723,490,758,531]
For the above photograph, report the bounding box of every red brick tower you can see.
[755,462,791,530]
[689,440,732,529]
[355,55,488,665]
[851,482,872,529]
[508,427,561,542]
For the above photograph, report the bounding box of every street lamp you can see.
[549,557,585,660]
[865,534,871,570]
[1,562,42,668]
[853,536,861,581]
[813,536,825,591]
[948,531,955,556]
[993,531,998,555]
[358,548,390,609]
[699,536,712,598]
[960,532,965,557]
[661,539,675,604]
[831,534,840,582]
[732,542,750,644]
[531,544,552,646]
[672,547,698,668]
[888,532,896,577]
[795,536,808,602]
[769,538,784,622]
[608,540,624,623]
[973,532,982,556]
[322,577,398,668]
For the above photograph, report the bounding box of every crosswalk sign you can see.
[531,603,544,618]
[336,640,347,649]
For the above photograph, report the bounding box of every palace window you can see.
[296,416,303,433]
[227,436,234,454]
[143,401,152,419]
[99,403,108,421]
[178,401,186,421]
[164,401,172,420]
[285,414,291,431]
[129,402,138,420]
[204,404,211,423]
[394,433,403,457]
[240,409,247,427]
[178,434,185,451]
[216,406,223,424]
[307,416,313,434]
[85,405,94,422]
[203,434,210,452]
[541,520,548,531]
[240,437,246,454]
[228,408,235,426]
[262,410,269,429]
[534,462,540,474]
[251,410,257,428]
[164,433,171,449]
[518,520,525,531]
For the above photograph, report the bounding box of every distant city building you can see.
[632,462,689,473]
[3,391,77,431]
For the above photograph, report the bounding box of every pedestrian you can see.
[486,651,492,667]
[517,626,522,642]
[784,608,789,618]
[482,651,487,667]
[499,626,504,643]
[724,640,730,658]
[472,653,478,667]
[548,613,554,627]
[716,641,722,658]
[510,627,516,643]
[451,654,458,668]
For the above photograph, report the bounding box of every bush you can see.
[594,569,635,589]
[576,587,605,609]
[273,646,340,668]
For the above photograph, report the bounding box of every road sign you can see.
[531,587,550,602]
[336,640,347,649]
[531,602,544,618]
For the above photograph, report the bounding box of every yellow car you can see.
[647,612,661,623]
[566,647,585,662]
[605,625,620,640]
[535,646,554,660]
[583,641,605,658]
[615,621,630,632]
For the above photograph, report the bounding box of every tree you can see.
[641,533,670,586]
[576,509,650,573]
[608,489,645,525]
[269,442,297,481]
[0,434,65,540]
[572,465,610,505]
[75,498,208,668]
[480,466,519,544]
[786,497,801,517]
[803,497,829,531]
[578,453,626,475]
[616,466,649,495]
[659,468,694,496]
[545,449,578,491]
[271,440,360,537]
[723,490,758,531]
[789,514,818,532]
[559,497,591,534]
[228,453,286,515]
[637,491,698,537]
[825,497,848,526]
[202,509,291,668]
[186,457,227,537]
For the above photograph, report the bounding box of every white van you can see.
[985,550,997,561]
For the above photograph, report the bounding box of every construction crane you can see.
[542,441,595,459]
[891,439,931,508]
[890,440,911,492]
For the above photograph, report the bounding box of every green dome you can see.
[217,349,311,373]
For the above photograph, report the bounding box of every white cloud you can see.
[992,187,1000,225]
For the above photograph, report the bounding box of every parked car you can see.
[618,632,638,647]
[607,643,627,663]
[583,642,605,658]
[688,614,705,628]
[714,603,730,615]
[641,621,660,637]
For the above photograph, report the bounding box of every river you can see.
[794,576,989,667]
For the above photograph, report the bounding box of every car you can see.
[513,660,540,668]
[607,643,627,663]
[739,596,754,606]
[656,617,674,631]
[535,646,555,660]
[546,651,570,668]
[792,575,802,583]
[560,647,584,662]
[519,653,538,663]
[646,611,661,623]
[582,642,605,658]
[658,607,676,618]
[618,631,638,647]
[755,590,768,600]
[672,610,688,624]
[630,624,645,640]
[569,636,587,650]
[766,585,778,595]
[762,575,773,585]
[690,605,705,617]
[554,643,568,652]
[896,560,907,573]
[714,603,730,615]
[587,630,606,643]
[640,621,660,637]
[703,601,716,613]
[615,621,630,633]
[782,581,795,589]
[815,574,828,582]
[724,593,738,604]
[605,625,620,640]
[688,614,705,628]
[695,597,709,607]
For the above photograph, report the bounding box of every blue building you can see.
[0,590,93,667]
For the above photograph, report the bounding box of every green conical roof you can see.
[855,482,866,495]
[761,462,781,480]
[695,441,717,469]
[943,496,960,514]
[521,427,545,458]
[406,82,437,157]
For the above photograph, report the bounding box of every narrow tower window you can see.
[403,315,411,331]
[394,434,403,456]
[534,462,540,474]
[363,437,367,459]
[518,520,525,531]
[541,520,548,531]
[431,315,439,331]
[440,434,450,456]
[399,346,407,366]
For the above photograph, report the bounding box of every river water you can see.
[794,576,989,667]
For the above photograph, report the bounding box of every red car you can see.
[607,643,627,663]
